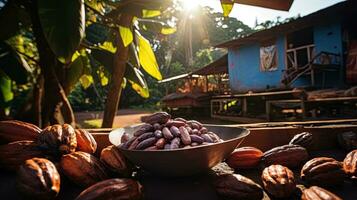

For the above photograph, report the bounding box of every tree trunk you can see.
[33,75,43,127]
[101,14,132,128]
[27,0,75,127]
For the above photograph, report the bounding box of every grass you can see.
[82,119,102,128]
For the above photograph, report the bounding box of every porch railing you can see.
[286,44,315,68]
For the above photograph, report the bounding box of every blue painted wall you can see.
[228,21,343,92]
[228,36,286,92]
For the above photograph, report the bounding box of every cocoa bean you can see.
[202,134,214,143]
[162,127,174,140]
[133,124,153,137]
[144,146,158,151]
[208,132,220,143]
[185,126,192,134]
[136,138,157,150]
[154,130,163,138]
[137,132,155,142]
[141,112,171,124]
[166,120,186,128]
[187,120,202,129]
[191,142,199,147]
[179,126,191,145]
[121,136,137,149]
[174,118,187,123]
[153,123,162,130]
[190,135,204,144]
[170,138,181,149]
[170,126,181,137]
[128,138,140,150]
[120,133,130,144]
[191,129,199,135]
[164,144,171,150]
[155,138,166,149]
[199,127,208,135]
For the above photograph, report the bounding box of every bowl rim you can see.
[110,124,250,152]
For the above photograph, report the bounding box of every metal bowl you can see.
[109,124,249,177]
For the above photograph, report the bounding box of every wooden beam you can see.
[234,0,294,11]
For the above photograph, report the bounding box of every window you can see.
[260,43,278,72]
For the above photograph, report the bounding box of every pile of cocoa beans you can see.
[0,120,142,200]
[119,112,222,150]
[218,131,357,200]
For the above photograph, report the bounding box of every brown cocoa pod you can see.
[37,124,77,156]
[0,140,44,171]
[137,132,155,142]
[201,134,214,143]
[179,126,191,145]
[190,135,204,144]
[162,127,173,140]
[263,144,308,168]
[144,146,158,151]
[301,186,342,200]
[75,129,97,154]
[337,131,357,151]
[155,138,166,149]
[133,124,153,137]
[128,138,140,150]
[215,174,263,200]
[136,137,157,150]
[0,120,41,143]
[60,151,109,187]
[226,147,263,169]
[100,145,132,177]
[301,157,345,187]
[174,117,187,123]
[289,132,313,149]
[165,120,186,128]
[170,126,181,137]
[262,164,296,198]
[16,158,60,200]
[141,112,171,124]
[343,149,357,177]
[199,127,208,135]
[170,137,181,149]
[75,178,143,200]
[121,132,130,144]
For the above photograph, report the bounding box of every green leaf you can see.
[136,32,162,80]
[91,49,114,73]
[0,42,31,84]
[99,70,109,86]
[121,77,127,88]
[125,63,149,98]
[220,0,234,17]
[119,26,133,47]
[79,74,94,89]
[142,10,161,18]
[99,41,117,53]
[66,55,84,90]
[161,27,177,35]
[38,0,85,63]
[85,23,110,45]
[0,69,13,103]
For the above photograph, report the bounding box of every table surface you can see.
[0,149,356,200]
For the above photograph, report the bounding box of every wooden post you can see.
[266,101,271,121]
[242,97,247,116]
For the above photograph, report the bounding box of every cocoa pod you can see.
[100,145,132,177]
[343,149,357,177]
[337,131,357,151]
[128,138,140,150]
[215,174,263,200]
[199,127,208,135]
[144,146,158,151]
[0,140,44,171]
[262,144,308,168]
[137,132,155,142]
[0,120,41,143]
[170,137,181,149]
[136,137,157,150]
[121,133,130,144]
[170,126,181,137]
[179,126,191,145]
[301,186,342,200]
[155,138,166,149]
[133,124,153,137]
[226,147,263,169]
[60,151,109,187]
[174,117,187,123]
[16,158,60,200]
[75,129,97,154]
[141,112,171,124]
[191,129,199,135]
[262,164,296,198]
[162,127,173,140]
[190,135,204,144]
[37,124,77,156]
[75,178,143,200]
[301,157,345,187]
[201,134,214,143]
[165,120,186,128]
[289,132,313,149]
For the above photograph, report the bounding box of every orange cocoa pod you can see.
[226,147,263,169]
[75,129,97,154]
[100,145,132,177]
[343,149,357,177]
[0,120,41,143]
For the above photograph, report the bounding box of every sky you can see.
[184,0,346,27]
